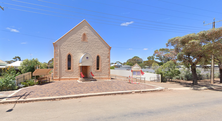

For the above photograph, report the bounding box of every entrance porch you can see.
[79,53,96,81]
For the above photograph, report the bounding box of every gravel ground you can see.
[8,80,156,100]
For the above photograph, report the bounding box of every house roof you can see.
[6,61,22,67]
[53,19,111,49]
[0,60,7,66]
[0,66,6,69]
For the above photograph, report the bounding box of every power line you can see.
[11,0,205,29]
[38,0,206,29]
[119,0,212,18]
[159,0,222,15]
[1,30,56,40]
[3,2,205,32]
[6,7,200,33]
[1,30,150,50]
[85,0,207,21]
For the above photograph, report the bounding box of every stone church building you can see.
[53,20,111,81]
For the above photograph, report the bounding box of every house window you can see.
[67,54,71,70]
[96,55,100,70]
[82,33,87,42]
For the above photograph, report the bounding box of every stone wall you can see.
[53,20,111,80]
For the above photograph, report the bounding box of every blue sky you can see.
[1,0,222,63]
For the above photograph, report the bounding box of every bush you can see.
[178,68,192,81]
[155,61,180,82]
[215,73,220,78]
[21,79,36,87]
[0,67,20,91]
[110,66,115,69]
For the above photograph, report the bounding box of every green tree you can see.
[19,59,41,73]
[201,28,222,83]
[13,56,21,61]
[41,62,48,69]
[167,32,208,85]
[48,58,54,68]
[152,62,159,70]
[214,42,222,83]
[153,48,177,64]
[143,60,155,67]
[139,63,145,68]
[5,56,21,64]
[155,61,180,82]
[147,56,155,61]
[126,56,143,66]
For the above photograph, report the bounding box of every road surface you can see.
[1,90,222,121]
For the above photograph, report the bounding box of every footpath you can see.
[0,80,164,104]
[1,79,221,104]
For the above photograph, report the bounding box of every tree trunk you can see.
[191,64,198,85]
[219,63,222,83]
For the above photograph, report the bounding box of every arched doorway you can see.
[79,53,93,80]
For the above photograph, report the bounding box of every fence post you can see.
[15,78,18,86]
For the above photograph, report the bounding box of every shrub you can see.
[214,73,220,78]
[155,61,180,82]
[178,68,192,81]
[0,67,19,91]
[110,66,115,69]
[21,79,36,87]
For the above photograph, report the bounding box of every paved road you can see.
[1,90,222,121]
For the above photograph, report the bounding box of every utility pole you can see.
[203,18,222,84]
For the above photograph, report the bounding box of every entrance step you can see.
[79,78,97,82]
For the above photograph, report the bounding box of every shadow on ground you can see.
[168,79,222,91]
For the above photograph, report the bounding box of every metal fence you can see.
[15,72,32,85]
[111,75,146,83]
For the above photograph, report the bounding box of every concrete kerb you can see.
[1,88,23,102]
[0,87,164,104]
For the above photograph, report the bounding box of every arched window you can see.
[96,55,100,70]
[67,54,71,70]
[82,33,87,42]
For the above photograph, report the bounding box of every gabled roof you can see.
[0,59,7,66]
[53,19,111,49]
[6,61,22,67]
[131,63,141,71]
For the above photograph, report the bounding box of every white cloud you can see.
[143,48,148,50]
[6,27,19,32]
[127,48,133,50]
[21,42,27,44]
[120,21,134,26]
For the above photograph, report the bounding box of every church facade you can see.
[53,20,111,81]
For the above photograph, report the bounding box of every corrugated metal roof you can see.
[0,60,7,66]
[6,61,22,67]
[33,69,52,76]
